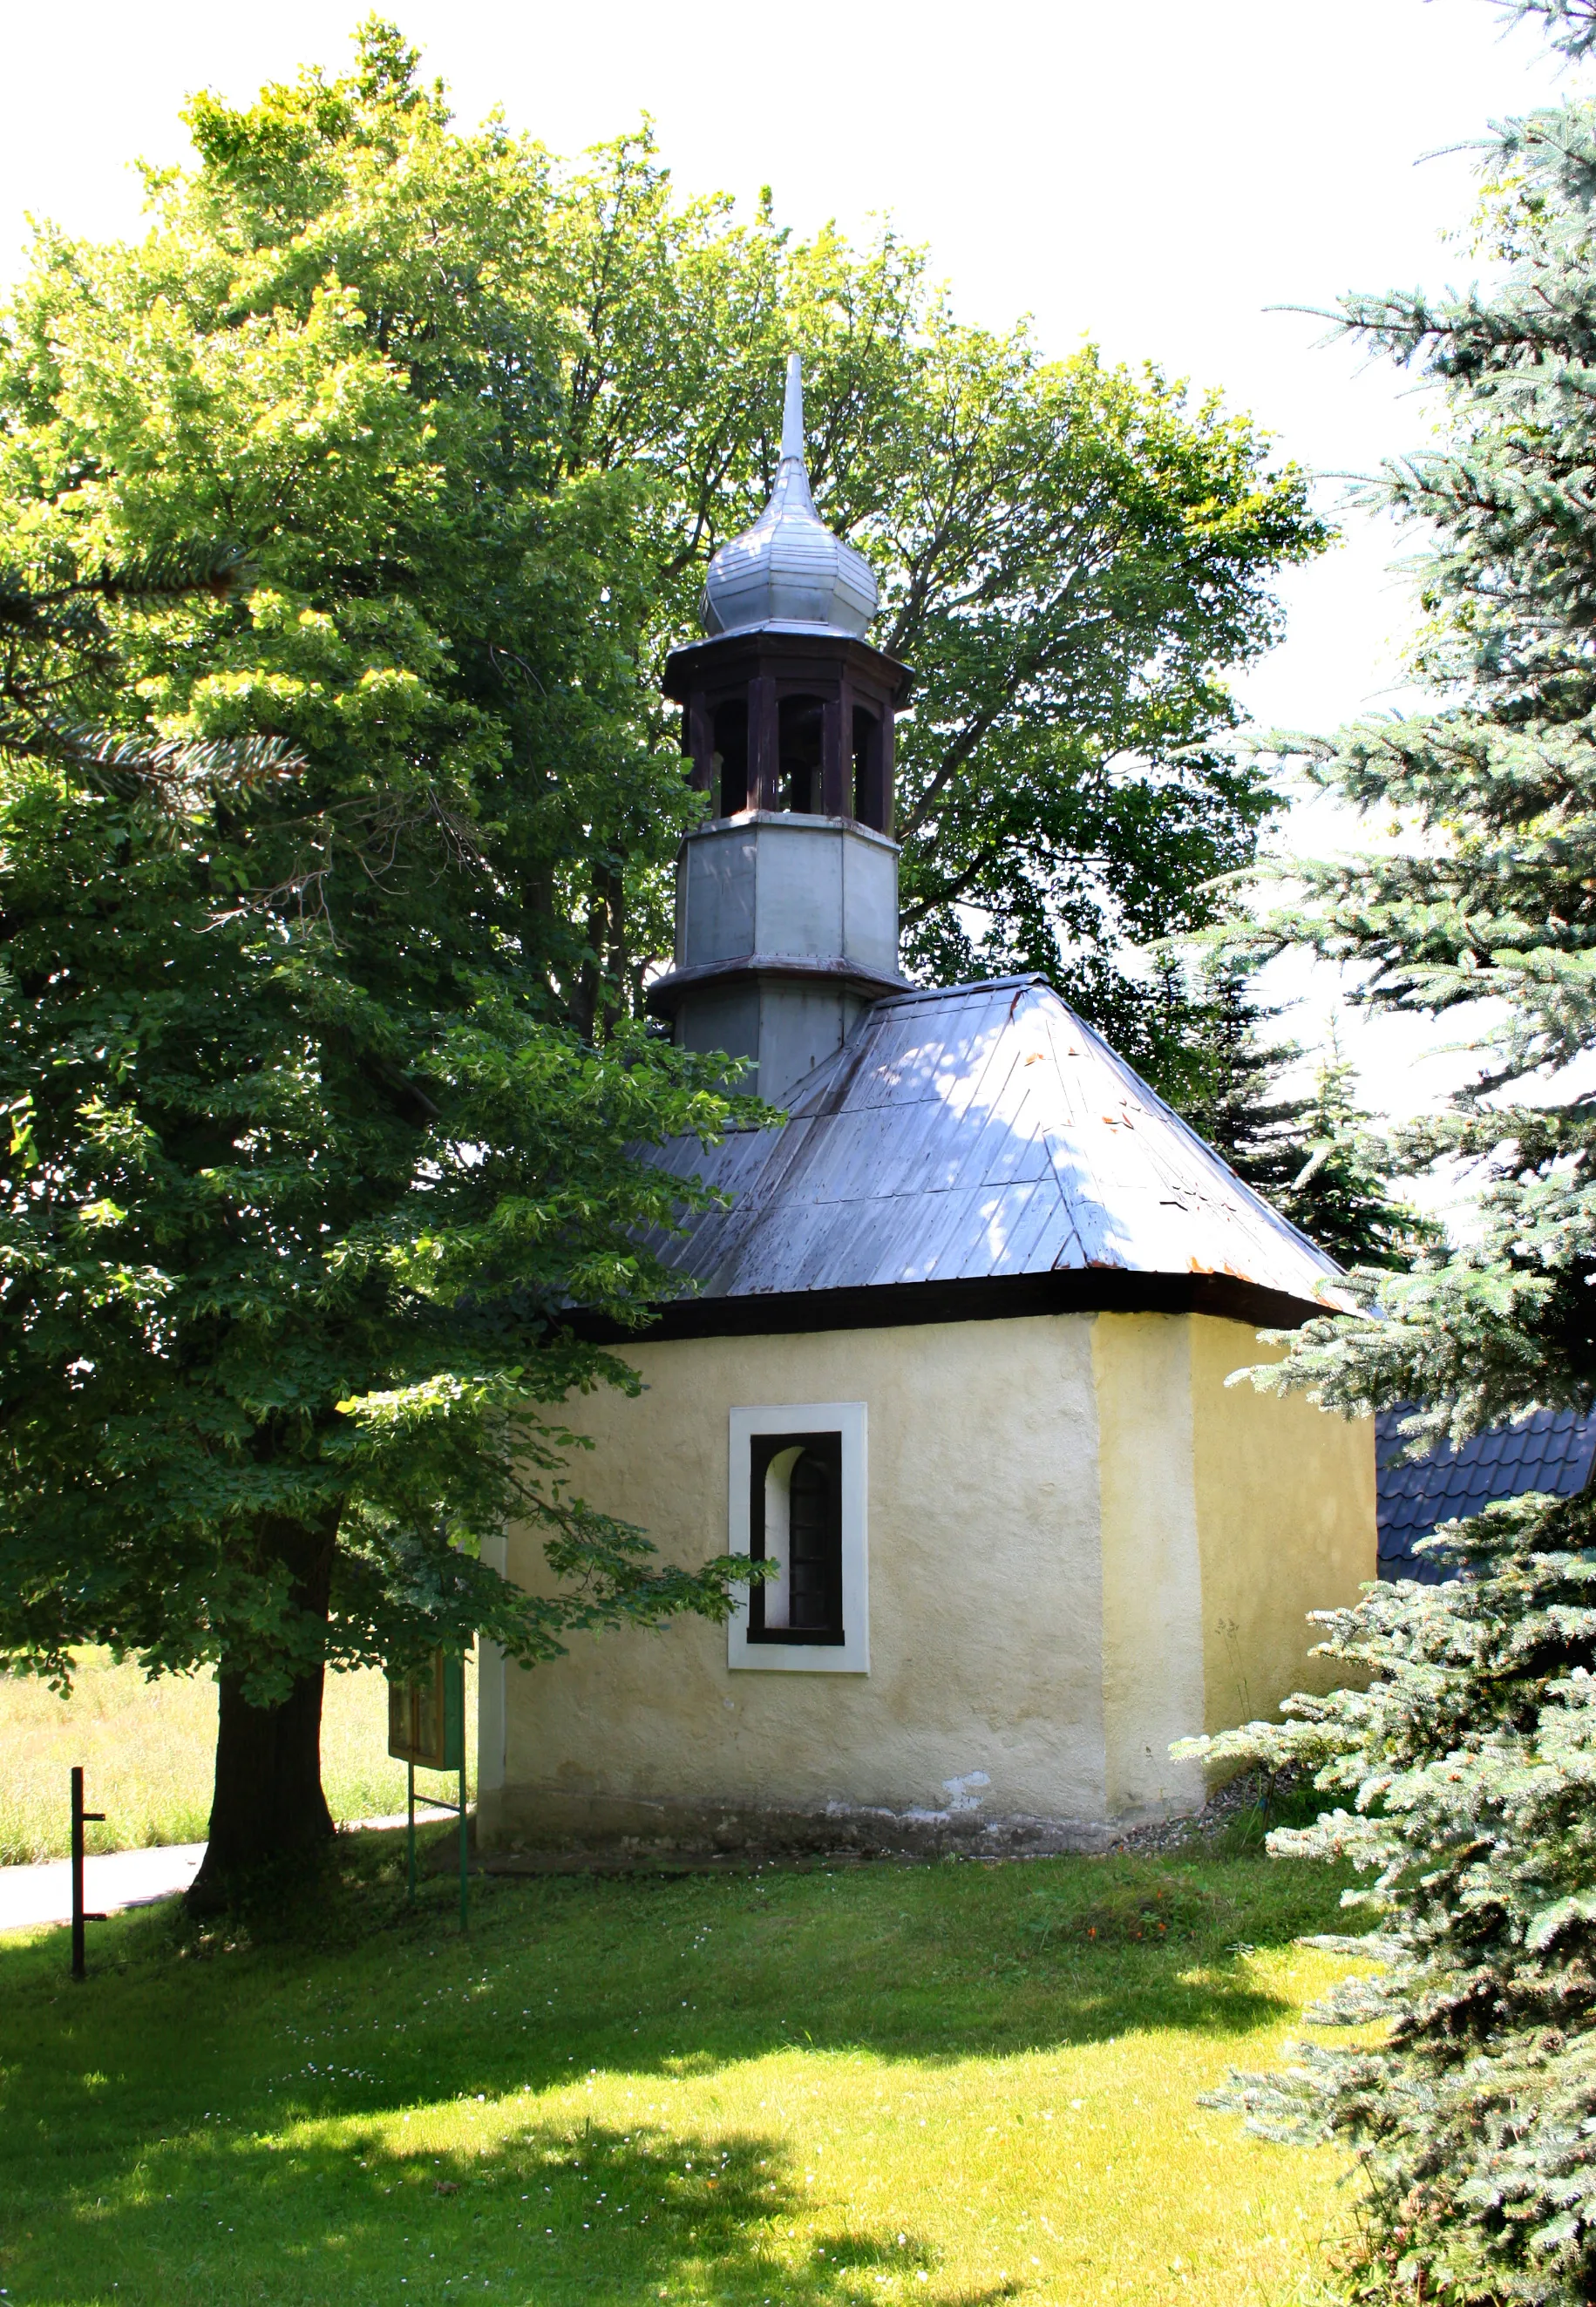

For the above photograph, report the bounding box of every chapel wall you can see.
[485,1306,1378,1858]
[1090,1313,1208,1819]
[487,1314,1110,1855]
[1187,1315,1377,1734]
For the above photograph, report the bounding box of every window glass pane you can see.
[750,1429,843,1643]
[760,1445,803,1628]
[787,1454,835,1628]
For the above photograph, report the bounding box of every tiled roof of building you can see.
[1376,1406,1596,1582]
[639,974,1348,1328]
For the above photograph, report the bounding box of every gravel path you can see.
[0,1806,455,1932]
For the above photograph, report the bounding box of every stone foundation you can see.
[473,1786,1204,1867]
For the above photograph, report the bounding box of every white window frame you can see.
[727,1401,868,1673]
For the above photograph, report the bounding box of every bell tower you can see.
[648,356,914,1103]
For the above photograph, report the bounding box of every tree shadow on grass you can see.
[438,1843,1309,2078]
[0,1841,1340,2303]
[11,2101,1017,2307]
[2,1832,1316,2088]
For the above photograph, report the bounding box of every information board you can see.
[386,1647,465,1771]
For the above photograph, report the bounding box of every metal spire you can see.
[780,352,805,467]
[771,352,816,514]
[697,347,878,638]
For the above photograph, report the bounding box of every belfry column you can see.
[648,356,914,1105]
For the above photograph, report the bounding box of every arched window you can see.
[749,1431,843,1643]
[777,693,825,815]
[712,698,749,818]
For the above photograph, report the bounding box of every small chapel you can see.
[478,360,1376,1859]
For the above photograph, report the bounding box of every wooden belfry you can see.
[667,628,907,831]
[663,356,913,834]
[647,358,915,1106]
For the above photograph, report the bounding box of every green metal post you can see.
[407,1758,416,1903]
[458,1747,469,1931]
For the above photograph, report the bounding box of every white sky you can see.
[0,0,1574,1123]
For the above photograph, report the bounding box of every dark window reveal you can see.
[777,694,825,815]
[712,697,750,818]
[852,706,886,830]
[749,1430,844,1644]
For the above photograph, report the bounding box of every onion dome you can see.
[701,355,879,639]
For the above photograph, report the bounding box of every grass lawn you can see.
[0,1833,1371,2307]
[0,1655,476,1863]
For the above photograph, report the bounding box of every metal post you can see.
[70,1768,105,1982]
[71,1767,85,1981]
[458,1747,469,1932]
[407,1759,416,1903]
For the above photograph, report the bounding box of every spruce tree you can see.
[1271,1051,1436,1273]
[1174,954,1427,1268]
[1185,5,1596,2297]
[1171,953,1301,1173]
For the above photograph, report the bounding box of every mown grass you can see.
[0,1834,1373,2306]
[0,1653,476,1863]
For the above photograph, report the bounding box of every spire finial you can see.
[780,352,805,467]
[697,344,879,638]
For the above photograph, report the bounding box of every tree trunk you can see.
[188,1512,340,1908]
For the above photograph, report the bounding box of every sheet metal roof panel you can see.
[642,975,1346,1308]
[1039,1122,1144,1271]
[751,1107,899,1203]
[867,1184,984,1286]
[903,1183,1020,1286]
[983,1177,1080,1278]
[852,998,1009,1118]
[941,1074,1058,1197]
[871,1078,975,1201]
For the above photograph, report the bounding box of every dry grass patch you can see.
[0,1651,475,1862]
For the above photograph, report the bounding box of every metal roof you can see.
[641,974,1348,1320]
[1376,1405,1596,1582]
[701,356,879,641]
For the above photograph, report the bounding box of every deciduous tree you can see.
[0,547,756,1902]
[71,21,1324,1086]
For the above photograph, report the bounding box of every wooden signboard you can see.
[386,1647,465,1772]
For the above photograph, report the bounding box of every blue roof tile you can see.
[1376,1405,1596,1582]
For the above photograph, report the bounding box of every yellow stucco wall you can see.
[1189,1315,1376,1732]
[497,1316,1107,1845]
[488,1308,1377,1850]
[1093,1314,1206,1818]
